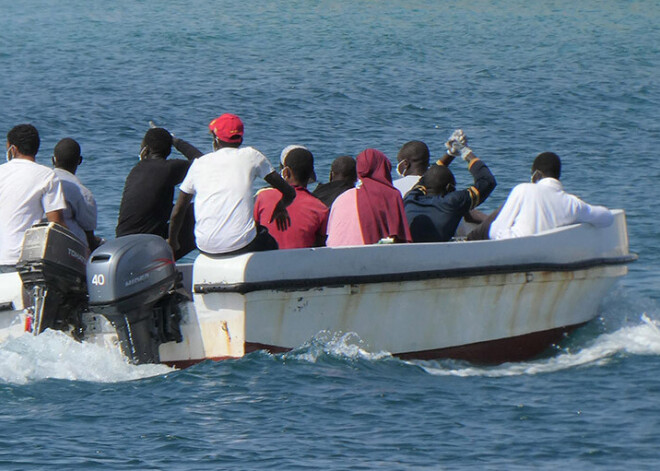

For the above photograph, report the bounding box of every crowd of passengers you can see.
[0,115,615,270]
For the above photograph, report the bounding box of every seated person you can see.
[169,113,295,256]
[404,142,496,243]
[312,155,357,207]
[326,148,411,247]
[52,138,101,250]
[116,127,202,259]
[0,124,66,271]
[254,146,329,248]
[393,140,431,196]
[468,151,613,240]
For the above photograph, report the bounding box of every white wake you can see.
[0,330,173,385]
[419,313,660,377]
[282,331,392,362]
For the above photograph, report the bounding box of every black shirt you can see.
[115,138,202,237]
[312,180,356,207]
[403,160,496,243]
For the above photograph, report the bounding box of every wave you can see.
[0,330,173,385]
[280,331,392,363]
[418,312,660,378]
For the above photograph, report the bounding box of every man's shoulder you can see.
[6,159,57,181]
[506,182,536,198]
[166,157,192,168]
[297,188,330,211]
[255,187,279,198]
[393,175,420,194]
[54,168,79,183]
[403,188,425,204]
[332,187,357,207]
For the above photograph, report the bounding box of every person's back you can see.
[116,158,189,237]
[0,124,66,267]
[185,146,274,253]
[312,155,357,207]
[254,146,329,248]
[116,127,200,239]
[52,138,98,248]
[488,152,613,240]
[404,141,496,242]
[326,148,411,247]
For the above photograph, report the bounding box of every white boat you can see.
[0,210,635,366]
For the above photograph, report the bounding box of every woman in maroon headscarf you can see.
[326,148,411,246]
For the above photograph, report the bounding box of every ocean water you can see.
[1,0,660,469]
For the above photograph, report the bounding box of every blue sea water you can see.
[1,0,660,469]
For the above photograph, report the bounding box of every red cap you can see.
[209,114,244,143]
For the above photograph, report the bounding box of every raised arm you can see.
[172,137,204,160]
[148,121,204,160]
[462,151,496,209]
[443,129,496,208]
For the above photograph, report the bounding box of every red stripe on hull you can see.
[161,323,586,368]
[245,323,586,365]
[163,355,238,369]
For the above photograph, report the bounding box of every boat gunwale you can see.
[194,254,637,294]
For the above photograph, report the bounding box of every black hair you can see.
[330,155,357,182]
[143,128,173,157]
[397,141,430,167]
[53,138,82,169]
[284,147,315,183]
[418,164,455,196]
[532,152,561,180]
[7,124,40,157]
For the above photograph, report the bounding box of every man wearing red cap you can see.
[168,114,295,255]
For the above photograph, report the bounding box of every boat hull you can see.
[0,210,635,366]
[237,265,623,363]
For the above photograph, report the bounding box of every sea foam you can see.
[0,329,173,385]
[419,312,660,378]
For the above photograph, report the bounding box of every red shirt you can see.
[254,186,329,249]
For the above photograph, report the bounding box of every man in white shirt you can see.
[472,152,613,240]
[168,113,295,256]
[0,124,67,270]
[52,137,101,250]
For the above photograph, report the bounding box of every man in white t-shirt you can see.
[52,137,101,250]
[471,151,613,240]
[0,124,67,270]
[168,114,295,255]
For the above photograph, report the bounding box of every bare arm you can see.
[263,171,296,231]
[168,191,194,253]
[46,209,66,228]
[85,230,103,251]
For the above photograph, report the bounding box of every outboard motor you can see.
[86,234,185,364]
[16,222,89,338]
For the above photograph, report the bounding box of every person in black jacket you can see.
[116,127,202,259]
[403,137,496,243]
[312,155,357,207]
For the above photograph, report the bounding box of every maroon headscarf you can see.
[355,149,412,244]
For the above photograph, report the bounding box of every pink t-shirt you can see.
[325,188,364,247]
[254,186,329,249]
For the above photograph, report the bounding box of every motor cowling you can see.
[16,222,89,337]
[86,234,184,364]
